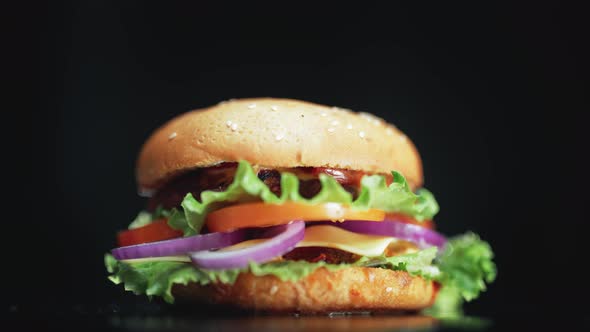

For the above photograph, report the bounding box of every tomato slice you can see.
[206,202,385,233]
[386,213,435,230]
[117,218,183,247]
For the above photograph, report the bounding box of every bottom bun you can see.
[172,267,437,314]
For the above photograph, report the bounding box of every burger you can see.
[105,98,496,315]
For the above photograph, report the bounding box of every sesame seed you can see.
[247,103,257,109]
[399,135,407,142]
[359,112,372,120]
[320,112,327,117]
[346,124,353,129]
[230,123,238,131]
[331,120,339,126]
[358,131,366,138]
[168,132,177,140]
[386,127,394,135]
[275,134,284,141]
[385,287,393,293]
[368,273,375,282]
[270,285,278,295]
[226,120,233,127]
[327,127,335,133]
[359,112,383,125]
[270,105,279,111]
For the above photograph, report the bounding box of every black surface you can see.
[13,1,588,330]
[7,302,590,331]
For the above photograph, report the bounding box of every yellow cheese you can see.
[219,238,267,251]
[218,225,399,257]
[296,225,399,257]
[219,225,408,257]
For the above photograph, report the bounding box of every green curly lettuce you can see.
[423,284,466,318]
[127,206,172,230]
[104,246,439,304]
[158,160,439,236]
[424,232,497,318]
[437,232,497,301]
[354,246,440,278]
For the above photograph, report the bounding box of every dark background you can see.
[14,1,588,329]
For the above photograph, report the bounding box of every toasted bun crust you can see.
[171,267,436,314]
[137,98,423,191]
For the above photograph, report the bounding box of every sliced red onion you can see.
[111,229,247,260]
[333,219,447,249]
[190,221,305,269]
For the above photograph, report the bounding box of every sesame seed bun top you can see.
[136,98,423,192]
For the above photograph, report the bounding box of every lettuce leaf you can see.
[105,256,334,303]
[423,285,465,318]
[127,206,172,230]
[164,160,439,235]
[355,246,440,278]
[436,232,497,301]
[166,208,195,237]
[104,246,438,304]
[353,172,439,221]
[419,232,496,317]
[106,254,201,303]
[127,211,153,230]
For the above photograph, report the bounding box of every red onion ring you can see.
[190,221,305,269]
[111,229,247,260]
[333,219,447,249]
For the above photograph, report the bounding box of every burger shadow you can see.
[104,298,492,332]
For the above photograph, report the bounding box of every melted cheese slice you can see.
[296,225,399,257]
[219,225,400,257]
[219,238,267,251]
